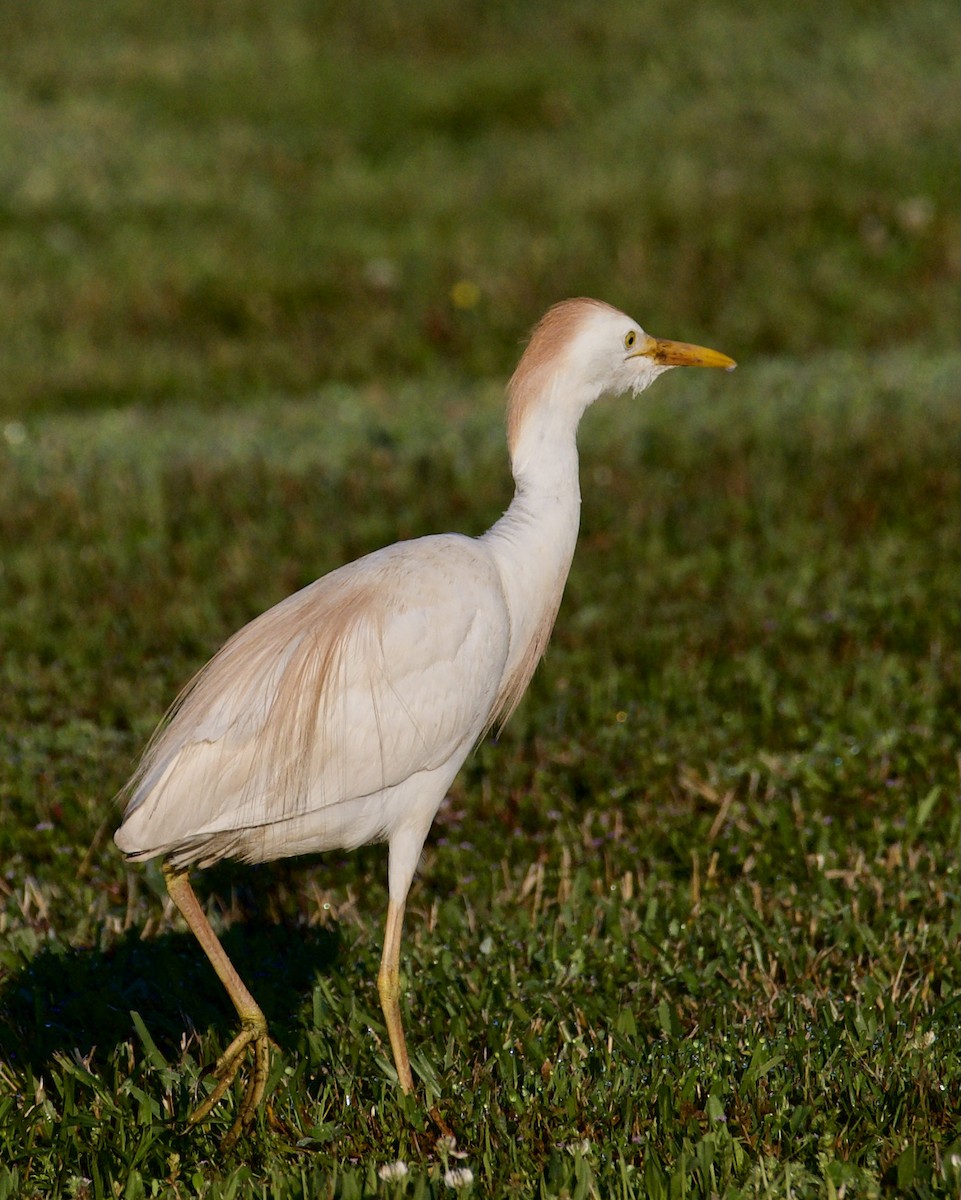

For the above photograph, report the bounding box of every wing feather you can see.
[116,535,509,860]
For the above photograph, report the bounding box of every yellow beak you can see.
[634,334,736,371]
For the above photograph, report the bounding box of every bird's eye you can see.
[624,331,637,350]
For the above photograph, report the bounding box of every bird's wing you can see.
[116,534,509,857]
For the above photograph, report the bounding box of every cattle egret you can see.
[115,298,735,1143]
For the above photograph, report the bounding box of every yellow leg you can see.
[163,863,270,1146]
[377,896,414,1092]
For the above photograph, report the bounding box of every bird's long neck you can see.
[480,385,584,723]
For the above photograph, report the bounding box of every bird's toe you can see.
[187,1016,271,1144]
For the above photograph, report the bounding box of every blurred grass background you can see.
[0,2,959,1197]
[0,0,957,413]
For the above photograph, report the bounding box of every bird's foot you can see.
[188,1014,271,1149]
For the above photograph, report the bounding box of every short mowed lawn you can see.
[0,1,958,1196]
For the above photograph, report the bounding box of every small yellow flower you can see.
[450,280,481,310]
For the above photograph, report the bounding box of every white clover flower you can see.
[444,1167,474,1189]
[378,1160,409,1181]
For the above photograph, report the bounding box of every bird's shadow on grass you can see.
[0,866,344,1077]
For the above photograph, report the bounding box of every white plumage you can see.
[118,538,509,868]
[115,297,734,1144]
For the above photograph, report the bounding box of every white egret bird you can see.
[115,298,735,1142]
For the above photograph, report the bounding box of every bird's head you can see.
[507,298,735,465]
[524,297,735,400]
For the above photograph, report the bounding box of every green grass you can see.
[0,0,958,412]
[0,0,959,1196]
[1,350,958,1197]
